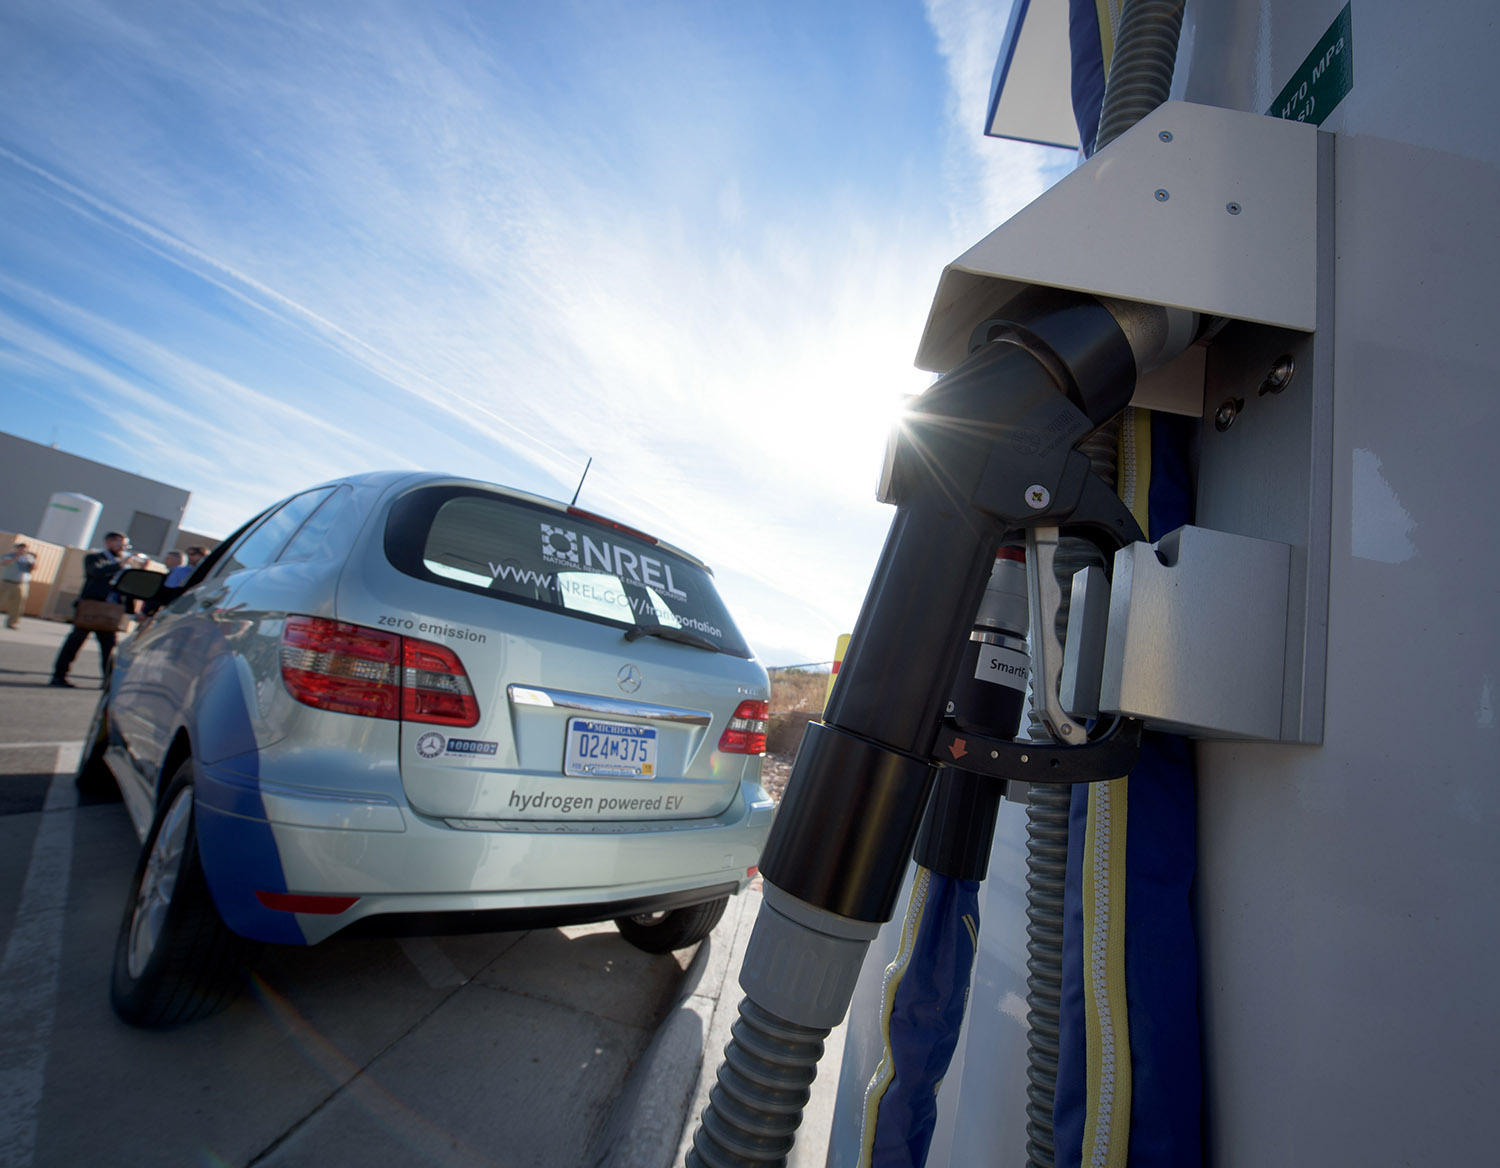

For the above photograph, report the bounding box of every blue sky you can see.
[0,0,1069,665]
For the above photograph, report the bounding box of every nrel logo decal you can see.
[539,523,580,565]
[537,523,686,599]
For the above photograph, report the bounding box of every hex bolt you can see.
[1214,398,1243,431]
[1263,354,1295,393]
[1159,130,1173,142]
[1227,202,1242,215]
[1155,189,1170,202]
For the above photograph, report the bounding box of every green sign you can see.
[1269,2,1353,126]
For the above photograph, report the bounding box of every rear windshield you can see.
[384,486,752,658]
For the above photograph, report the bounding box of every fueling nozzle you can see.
[946,546,1030,740]
[685,289,1192,1168]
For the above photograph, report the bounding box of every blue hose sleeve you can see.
[1069,0,1108,157]
[1122,732,1201,1166]
[866,871,982,1168]
[1053,409,1205,1168]
[1123,410,1202,1166]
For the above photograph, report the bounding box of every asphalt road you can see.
[0,618,703,1168]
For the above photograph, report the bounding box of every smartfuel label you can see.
[976,644,1029,691]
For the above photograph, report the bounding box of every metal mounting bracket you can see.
[916,100,1333,744]
[915,101,1321,417]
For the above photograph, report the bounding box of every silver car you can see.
[84,471,775,1026]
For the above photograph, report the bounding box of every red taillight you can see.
[402,638,480,726]
[280,616,478,727]
[718,699,769,755]
[256,891,359,915]
[280,617,401,719]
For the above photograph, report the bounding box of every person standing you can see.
[139,550,187,618]
[1,540,36,629]
[50,532,142,687]
[162,548,196,588]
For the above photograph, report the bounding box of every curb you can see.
[591,882,848,1168]
[668,883,848,1168]
[590,886,761,1168]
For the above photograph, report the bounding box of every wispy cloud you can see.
[0,0,1071,661]
[0,275,421,529]
[924,0,1075,233]
[0,143,582,481]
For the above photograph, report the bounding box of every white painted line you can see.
[397,936,469,988]
[0,742,82,1168]
[0,744,84,752]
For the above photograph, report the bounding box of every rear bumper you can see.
[335,881,742,939]
[195,759,774,944]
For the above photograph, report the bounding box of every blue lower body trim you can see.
[194,755,303,946]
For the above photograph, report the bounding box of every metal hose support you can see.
[1023,427,1115,1168]
[1094,0,1187,155]
[687,996,830,1167]
[1022,780,1072,1167]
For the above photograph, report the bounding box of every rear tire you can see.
[74,692,121,802]
[614,897,729,954]
[110,761,261,1026]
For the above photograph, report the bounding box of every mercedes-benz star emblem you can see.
[617,664,643,693]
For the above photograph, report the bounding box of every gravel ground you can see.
[761,753,794,802]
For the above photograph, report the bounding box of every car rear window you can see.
[384,486,753,658]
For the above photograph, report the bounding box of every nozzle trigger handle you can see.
[1023,460,1144,744]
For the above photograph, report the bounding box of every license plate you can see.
[564,718,658,778]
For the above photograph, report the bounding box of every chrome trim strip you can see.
[968,631,1029,651]
[506,684,712,727]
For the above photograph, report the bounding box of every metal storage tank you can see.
[35,492,102,549]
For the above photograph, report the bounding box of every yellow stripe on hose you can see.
[1118,407,1152,534]
[1096,0,1122,80]
[1077,408,1149,1166]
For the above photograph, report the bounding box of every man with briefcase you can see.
[50,532,144,688]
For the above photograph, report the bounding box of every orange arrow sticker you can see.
[948,737,968,760]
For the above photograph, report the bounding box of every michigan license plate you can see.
[564,719,658,778]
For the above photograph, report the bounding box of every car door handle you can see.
[197,587,229,609]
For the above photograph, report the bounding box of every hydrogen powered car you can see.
[82,471,775,1026]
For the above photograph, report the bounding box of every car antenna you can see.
[569,457,593,507]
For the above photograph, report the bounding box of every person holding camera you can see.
[1,540,36,629]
